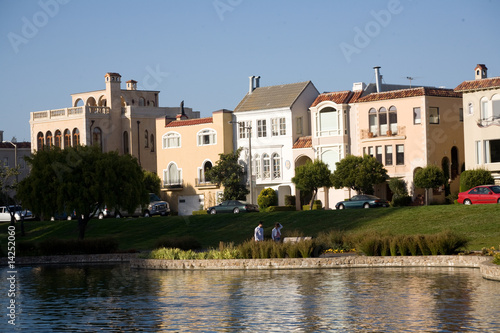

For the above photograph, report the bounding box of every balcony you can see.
[361,126,406,141]
[195,178,219,188]
[477,116,500,128]
[162,181,184,190]
[32,106,110,121]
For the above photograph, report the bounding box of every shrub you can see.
[357,234,382,256]
[459,169,494,192]
[391,196,412,207]
[257,188,278,210]
[284,195,295,206]
[154,236,202,251]
[192,210,208,215]
[493,253,500,265]
[267,205,295,212]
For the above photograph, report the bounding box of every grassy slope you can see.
[2,204,499,252]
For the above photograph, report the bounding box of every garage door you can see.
[178,195,204,216]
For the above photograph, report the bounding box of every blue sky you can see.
[1,0,499,142]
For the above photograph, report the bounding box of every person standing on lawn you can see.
[254,221,264,242]
[271,222,283,242]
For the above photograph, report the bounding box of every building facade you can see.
[29,73,199,173]
[233,77,319,205]
[0,131,31,201]
[156,109,234,215]
[455,64,500,184]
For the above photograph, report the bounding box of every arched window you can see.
[368,108,378,135]
[123,131,129,154]
[481,97,490,120]
[86,97,97,106]
[492,94,500,120]
[262,154,270,179]
[144,130,149,148]
[72,128,80,146]
[254,154,261,179]
[64,129,71,148]
[317,107,340,136]
[37,132,44,150]
[379,107,388,134]
[197,129,216,146]
[45,131,53,147]
[54,130,62,148]
[468,102,474,115]
[199,160,213,184]
[321,147,341,172]
[388,106,398,134]
[93,127,102,150]
[98,95,107,107]
[150,134,155,152]
[74,98,84,107]
[162,132,181,148]
[165,162,181,186]
[139,97,145,106]
[272,153,281,179]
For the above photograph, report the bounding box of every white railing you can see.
[32,106,110,121]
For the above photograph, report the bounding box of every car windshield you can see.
[149,193,161,201]
[490,186,500,194]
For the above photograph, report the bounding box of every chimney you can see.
[373,66,382,93]
[249,76,255,94]
[255,76,260,89]
[126,80,137,90]
[475,64,488,80]
[0,130,3,142]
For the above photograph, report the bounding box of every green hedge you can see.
[302,200,322,210]
[192,210,208,215]
[267,205,296,212]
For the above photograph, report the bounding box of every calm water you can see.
[1,264,499,332]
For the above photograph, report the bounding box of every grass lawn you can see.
[1,204,499,253]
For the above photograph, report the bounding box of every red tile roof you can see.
[356,87,461,103]
[293,136,312,149]
[454,77,500,92]
[165,117,213,127]
[311,90,364,107]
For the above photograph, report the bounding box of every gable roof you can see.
[292,136,312,149]
[355,87,461,103]
[234,81,314,112]
[165,117,213,128]
[454,77,500,92]
[311,90,363,107]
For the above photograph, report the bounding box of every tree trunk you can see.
[78,215,88,240]
[425,188,430,206]
[309,189,317,210]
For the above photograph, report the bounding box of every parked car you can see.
[457,185,500,205]
[96,193,170,218]
[207,200,259,214]
[335,195,389,209]
[0,205,35,222]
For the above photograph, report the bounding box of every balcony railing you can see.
[32,106,110,121]
[477,116,500,128]
[361,126,406,140]
[195,178,218,188]
[162,181,184,190]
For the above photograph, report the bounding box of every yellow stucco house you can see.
[29,72,199,173]
[156,109,234,215]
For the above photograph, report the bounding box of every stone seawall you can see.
[130,255,500,281]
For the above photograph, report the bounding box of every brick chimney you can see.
[475,64,487,80]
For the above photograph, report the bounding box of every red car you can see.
[457,185,500,205]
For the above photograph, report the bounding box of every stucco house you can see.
[156,109,234,215]
[29,72,199,173]
[233,77,319,206]
[455,64,500,184]
[0,131,31,200]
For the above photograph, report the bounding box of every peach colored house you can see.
[29,73,199,173]
[156,109,233,215]
[455,64,500,184]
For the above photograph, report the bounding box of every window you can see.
[165,163,181,186]
[163,132,181,148]
[492,95,500,120]
[368,146,374,157]
[413,107,421,124]
[396,145,404,165]
[279,118,286,135]
[197,129,216,146]
[271,118,279,136]
[388,106,397,133]
[475,140,481,164]
[318,107,340,136]
[481,97,489,120]
[123,131,129,154]
[429,107,439,124]
[296,117,303,135]
[93,127,102,150]
[459,108,464,122]
[64,129,71,148]
[379,107,388,134]
[368,108,378,135]
[272,153,281,178]
[238,121,251,139]
[484,139,500,163]
[253,154,260,179]
[54,130,62,148]
[37,132,44,150]
[257,120,267,137]
[376,146,383,164]
[72,128,80,146]
[150,134,155,152]
[144,130,149,148]
[46,131,52,146]
[139,97,145,106]
[199,160,213,184]
[385,145,393,165]
[468,103,474,115]
[321,147,341,172]
[262,154,270,178]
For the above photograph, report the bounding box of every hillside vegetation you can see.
[2,204,499,253]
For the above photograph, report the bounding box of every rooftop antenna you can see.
[405,76,418,88]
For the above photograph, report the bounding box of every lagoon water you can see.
[1,264,499,332]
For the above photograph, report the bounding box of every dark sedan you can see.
[207,200,259,214]
[335,195,389,209]
[457,185,500,205]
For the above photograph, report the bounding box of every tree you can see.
[257,188,278,210]
[205,147,249,201]
[292,159,333,210]
[459,169,494,192]
[413,165,445,205]
[143,170,161,195]
[0,164,20,227]
[331,155,388,195]
[17,146,148,239]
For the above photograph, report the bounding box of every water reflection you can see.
[1,265,499,332]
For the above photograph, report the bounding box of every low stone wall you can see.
[6,253,138,266]
[130,255,500,281]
